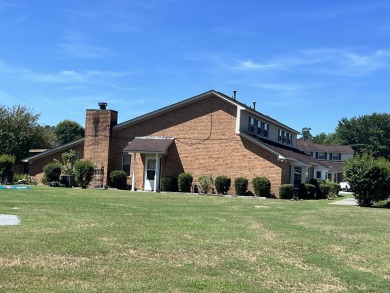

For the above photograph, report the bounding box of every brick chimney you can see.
[84,102,118,187]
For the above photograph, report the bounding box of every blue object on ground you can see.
[0,185,31,189]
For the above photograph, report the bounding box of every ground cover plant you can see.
[0,187,389,292]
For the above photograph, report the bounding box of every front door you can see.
[294,167,302,187]
[144,157,157,191]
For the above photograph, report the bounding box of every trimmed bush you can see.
[319,183,330,199]
[252,177,271,197]
[215,176,231,195]
[43,161,62,183]
[178,172,193,192]
[161,176,177,192]
[298,183,316,199]
[74,160,95,189]
[279,184,294,199]
[110,170,128,190]
[234,177,248,195]
[198,175,213,194]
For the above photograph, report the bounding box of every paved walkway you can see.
[329,197,358,206]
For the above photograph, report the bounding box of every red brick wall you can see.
[84,109,118,186]
[28,144,84,184]
[110,95,286,196]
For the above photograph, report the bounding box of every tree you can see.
[343,154,390,207]
[54,120,85,145]
[0,105,54,162]
[336,113,390,160]
[300,127,313,140]
[312,132,342,145]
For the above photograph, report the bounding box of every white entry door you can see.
[144,157,157,191]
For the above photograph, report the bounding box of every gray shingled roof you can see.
[123,136,174,153]
[297,139,354,153]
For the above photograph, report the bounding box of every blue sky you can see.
[1,0,389,135]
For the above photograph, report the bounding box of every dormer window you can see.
[248,117,255,133]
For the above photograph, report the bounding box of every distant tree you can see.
[300,127,313,140]
[54,120,85,145]
[0,105,54,162]
[336,113,390,159]
[312,132,342,145]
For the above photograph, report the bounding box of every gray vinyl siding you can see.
[240,110,297,147]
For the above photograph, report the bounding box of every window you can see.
[278,129,292,145]
[122,154,131,176]
[256,120,262,135]
[316,171,322,178]
[316,152,327,160]
[263,123,269,137]
[248,117,255,133]
[330,153,341,160]
[287,133,292,145]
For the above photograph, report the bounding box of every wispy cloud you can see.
[234,48,390,77]
[0,59,137,84]
[0,0,20,11]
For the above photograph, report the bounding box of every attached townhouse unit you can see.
[297,139,354,183]
[23,90,328,196]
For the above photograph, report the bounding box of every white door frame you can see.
[144,154,161,192]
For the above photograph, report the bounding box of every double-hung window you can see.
[122,154,131,176]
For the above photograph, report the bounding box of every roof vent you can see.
[253,101,256,110]
[232,90,237,100]
[98,102,107,110]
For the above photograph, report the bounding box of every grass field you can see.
[0,186,389,292]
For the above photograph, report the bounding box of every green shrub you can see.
[43,161,62,183]
[344,154,390,207]
[161,176,177,192]
[234,177,248,195]
[327,181,341,199]
[319,183,330,199]
[74,160,95,189]
[198,175,213,194]
[252,177,271,197]
[298,183,316,199]
[110,170,128,190]
[215,176,231,194]
[0,154,15,172]
[178,172,193,192]
[279,184,294,199]
[373,199,390,209]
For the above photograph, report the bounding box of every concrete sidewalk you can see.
[329,197,358,206]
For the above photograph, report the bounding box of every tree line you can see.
[301,112,390,160]
[0,104,84,163]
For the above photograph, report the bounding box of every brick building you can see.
[23,90,327,196]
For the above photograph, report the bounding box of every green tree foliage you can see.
[74,160,95,189]
[336,113,390,159]
[0,105,54,162]
[312,132,342,145]
[344,154,390,207]
[300,127,313,140]
[54,120,85,145]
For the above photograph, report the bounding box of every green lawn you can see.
[0,187,389,292]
